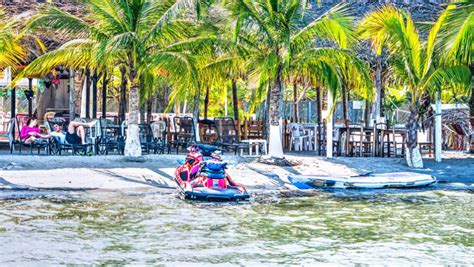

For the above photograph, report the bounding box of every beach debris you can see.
[2,162,23,170]
[257,157,302,167]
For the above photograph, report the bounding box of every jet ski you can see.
[288,172,437,190]
[175,146,249,201]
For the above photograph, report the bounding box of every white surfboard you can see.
[288,172,437,189]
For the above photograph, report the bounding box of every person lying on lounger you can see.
[20,118,51,144]
[50,123,67,144]
[65,120,97,145]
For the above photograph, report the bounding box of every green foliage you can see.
[358,5,471,112]
[1,0,471,122]
[0,7,27,70]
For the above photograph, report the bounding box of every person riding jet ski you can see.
[174,148,249,201]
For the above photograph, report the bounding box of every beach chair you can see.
[96,118,124,155]
[5,120,19,154]
[214,117,252,155]
[150,120,170,154]
[138,123,157,154]
[45,118,71,155]
[16,116,51,155]
[172,116,196,154]
[286,123,311,151]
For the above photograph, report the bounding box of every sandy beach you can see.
[1,152,473,194]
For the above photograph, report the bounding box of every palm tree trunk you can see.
[193,82,201,142]
[146,98,153,123]
[342,83,349,156]
[124,69,142,159]
[193,83,201,120]
[139,103,145,124]
[293,81,298,123]
[372,56,383,123]
[232,78,239,121]
[264,82,271,139]
[204,86,210,119]
[469,64,474,153]
[268,64,284,158]
[119,66,127,123]
[405,109,423,168]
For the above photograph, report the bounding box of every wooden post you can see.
[85,68,91,118]
[293,82,298,123]
[243,117,248,140]
[102,71,107,118]
[435,88,442,162]
[236,119,241,141]
[69,69,75,121]
[11,86,16,135]
[92,71,98,119]
[27,78,33,117]
[316,87,322,155]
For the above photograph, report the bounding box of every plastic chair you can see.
[286,123,311,151]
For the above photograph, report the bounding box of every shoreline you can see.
[0,152,473,194]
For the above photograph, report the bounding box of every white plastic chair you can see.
[286,123,311,151]
[150,121,166,141]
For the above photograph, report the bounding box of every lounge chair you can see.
[16,116,50,155]
[96,118,124,155]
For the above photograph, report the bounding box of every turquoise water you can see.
[0,188,473,265]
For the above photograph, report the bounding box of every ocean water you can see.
[0,187,473,265]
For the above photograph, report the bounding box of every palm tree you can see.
[228,0,361,158]
[359,5,471,167]
[0,7,26,70]
[19,0,203,159]
[436,1,473,118]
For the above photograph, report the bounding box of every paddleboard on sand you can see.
[288,172,437,189]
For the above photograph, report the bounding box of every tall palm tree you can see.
[228,0,361,158]
[359,5,471,167]
[19,0,203,159]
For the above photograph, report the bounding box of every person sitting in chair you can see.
[20,118,51,144]
[50,123,67,144]
[65,120,97,145]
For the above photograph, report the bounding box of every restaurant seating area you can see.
[1,109,473,157]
